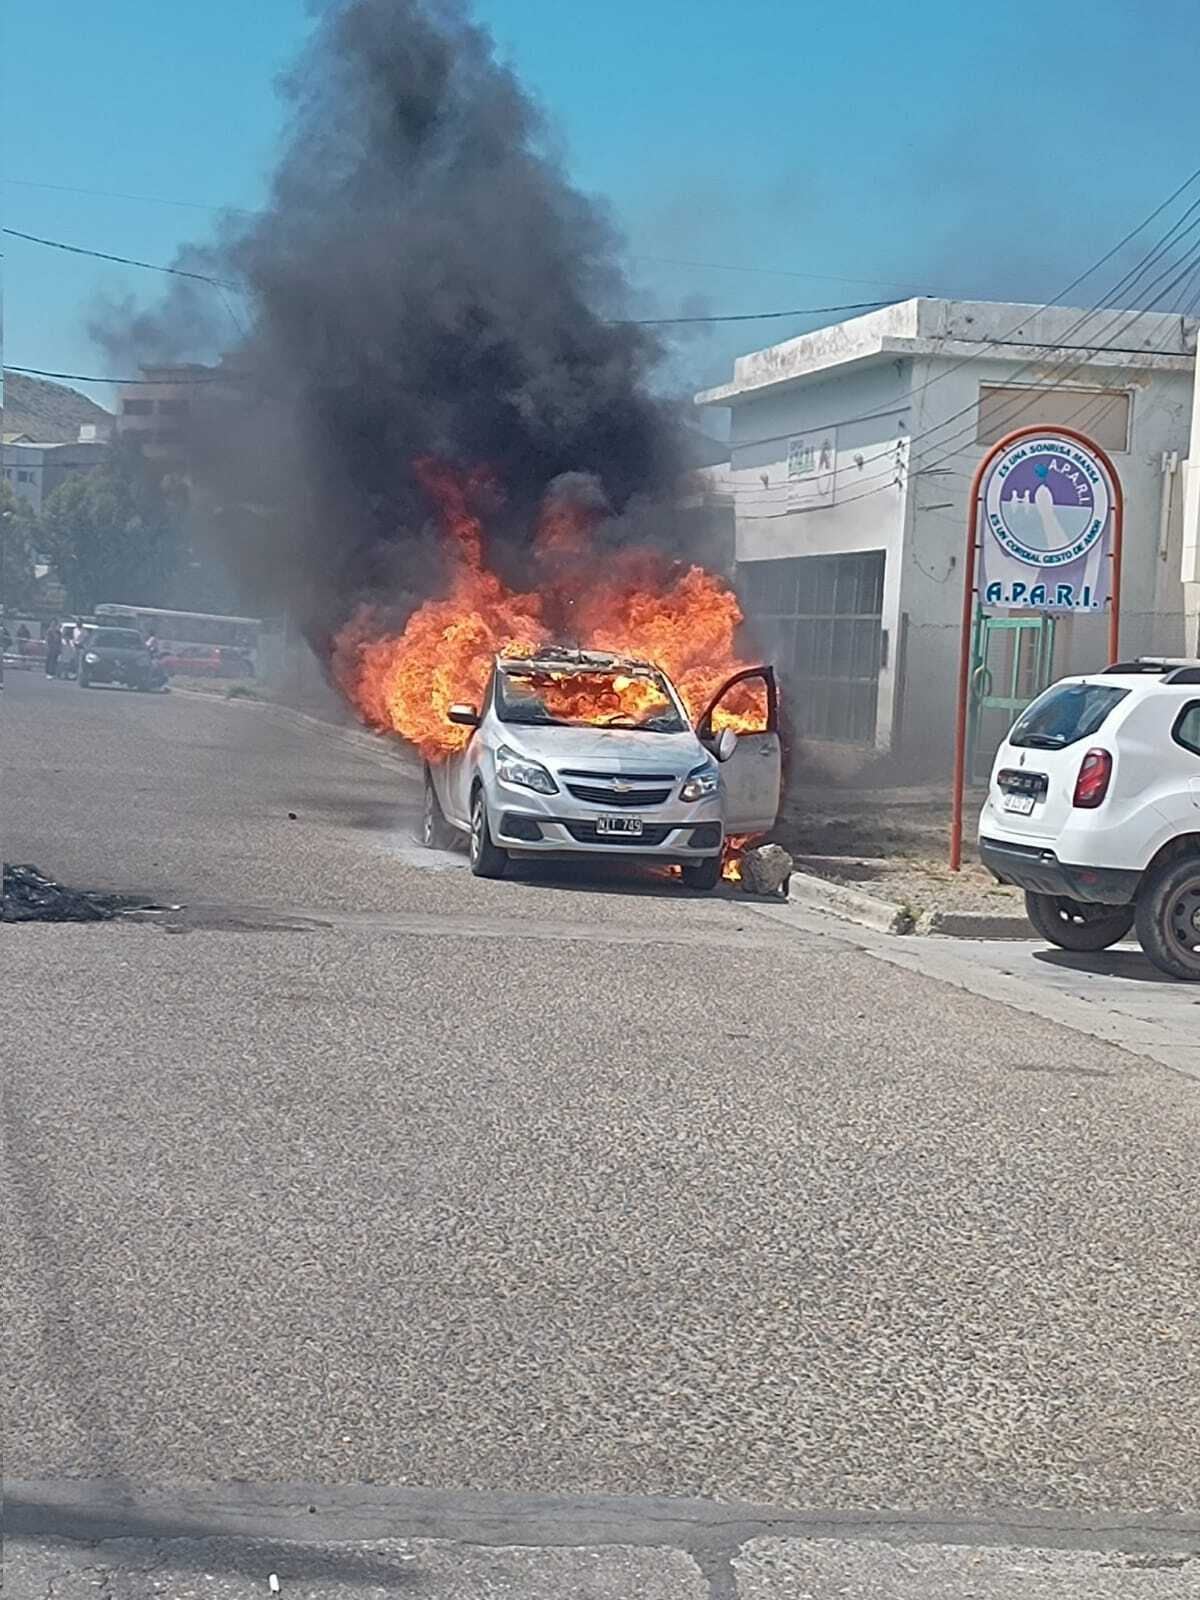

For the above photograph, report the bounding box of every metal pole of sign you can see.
[949,461,988,873]
[1107,491,1125,665]
[949,422,1123,872]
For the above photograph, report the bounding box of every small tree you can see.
[0,481,41,613]
[41,441,187,613]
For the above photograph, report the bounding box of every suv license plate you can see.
[1003,793,1036,815]
[596,815,644,836]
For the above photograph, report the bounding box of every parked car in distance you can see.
[78,627,159,692]
[979,658,1200,980]
[158,644,224,678]
[423,647,782,890]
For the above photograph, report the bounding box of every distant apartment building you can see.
[115,365,207,464]
[1,437,110,515]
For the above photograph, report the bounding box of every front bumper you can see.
[979,836,1141,905]
[488,777,724,860]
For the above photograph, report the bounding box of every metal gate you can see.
[737,551,885,744]
[968,613,1057,784]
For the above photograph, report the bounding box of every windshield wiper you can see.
[1014,732,1068,748]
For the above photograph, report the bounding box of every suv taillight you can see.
[1073,748,1113,808]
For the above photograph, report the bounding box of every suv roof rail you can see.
[1163,665,1200,684]
[1102,657,1200,676]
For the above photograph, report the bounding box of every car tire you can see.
[1024,891,1134,952]
[682,855,723,891]
[1134,855,1200,981]
[78,670,91,689]
[422,767,458,850]
[469,790,507,878]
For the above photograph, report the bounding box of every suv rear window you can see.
[1176,703,1200,756]
[1008,682,1129,750]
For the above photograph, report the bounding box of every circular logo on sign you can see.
[983,436,1111,569]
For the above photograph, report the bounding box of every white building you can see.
[1,435,110,516]
[696,298,1197,773]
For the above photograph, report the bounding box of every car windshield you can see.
[495,664,687,732]
[1009,682,1130,749]
[91,629,145,649]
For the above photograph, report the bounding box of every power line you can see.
[1,176,257,215]
[740,190,1200,511]
[616,299,890,326]
[4,220,890,326]
[1,227,241,291]
[4,365,238,385]
[628,252,927,292]
[717,164,1200,457]
[1,176,931,293]
[898,225,1200,484]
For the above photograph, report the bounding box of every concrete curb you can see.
[783,869,916,935]
[171,686,423,782]
[781,870,1032,941]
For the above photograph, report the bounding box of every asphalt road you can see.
[6,671,1200,1591]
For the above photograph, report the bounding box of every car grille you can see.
[564,781,671,807]
[562,822,676,847]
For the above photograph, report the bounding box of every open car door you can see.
[697,665,782,836]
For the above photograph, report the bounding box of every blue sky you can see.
[5,0,1200,423]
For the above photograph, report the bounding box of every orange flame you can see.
[721,833,757,883]
[334,461,767,760]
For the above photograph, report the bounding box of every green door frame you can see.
[967,611,1057,784]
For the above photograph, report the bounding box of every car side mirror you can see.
[447,703,480,728]
[715,728,738,762]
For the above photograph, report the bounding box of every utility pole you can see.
[1183,332,1200,654]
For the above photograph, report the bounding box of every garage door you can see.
[737,551,885,744]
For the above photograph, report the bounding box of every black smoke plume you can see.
[91,0,683,642]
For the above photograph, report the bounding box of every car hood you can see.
[497,723,704,772]
[90,647,146,661]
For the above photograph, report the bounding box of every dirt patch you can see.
[788,853,1023,921]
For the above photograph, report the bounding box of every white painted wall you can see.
[729,361,913,749]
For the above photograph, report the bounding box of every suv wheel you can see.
[422,767,457,850]
[1025,891,1134,952]
[1135,856,1200,981]
[469,791,507,879]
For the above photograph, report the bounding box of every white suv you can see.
[979,659,1200,980]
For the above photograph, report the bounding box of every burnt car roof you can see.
[498,646,660,678]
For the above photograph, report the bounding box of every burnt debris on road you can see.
[2,863,174,923]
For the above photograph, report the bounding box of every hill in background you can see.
[3,372,114,444]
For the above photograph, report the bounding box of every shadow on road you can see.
[1031,946,1185,986]
[6,1494,418,1589]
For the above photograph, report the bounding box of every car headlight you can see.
[681,762,720,802]
[84,652,99,664]
[495,745,558,795]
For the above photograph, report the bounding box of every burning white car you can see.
[422,647,782,889]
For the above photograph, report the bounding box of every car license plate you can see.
[1003,792,1036,815]
[596,814,643,836]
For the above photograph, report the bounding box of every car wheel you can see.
[78,670,91,689]
[469,790,507,878]
[681,855,722,891]
[1134,855,1200,981]
[422,767,458,850]
[1024,891,1135,952]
